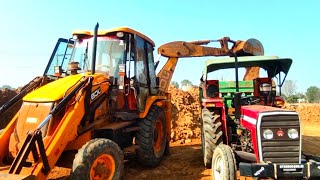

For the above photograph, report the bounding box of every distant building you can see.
[181,84,193,92]
[298,98,306,103]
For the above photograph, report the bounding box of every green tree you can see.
[282,80,297,97]
[1,85,13,90]
[181,79,192,86]
[286,94,299,103]
[306,86,320,103]
[170,81,179,88]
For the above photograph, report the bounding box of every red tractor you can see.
[199,55,320,179]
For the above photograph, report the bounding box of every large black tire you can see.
[71,138,124,180]
[136,105,167,167]
[211,144,237,180]
[201,108,223,168]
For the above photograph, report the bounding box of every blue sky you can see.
[0,0,319,93]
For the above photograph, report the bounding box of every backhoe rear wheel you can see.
[71,138,124,180]
[201,108,223,168]
[136,105,166,167]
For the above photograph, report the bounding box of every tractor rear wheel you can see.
[136,105,166,167]
[71,138,124,180]
[201,108,223,168]
[211,144,237,180]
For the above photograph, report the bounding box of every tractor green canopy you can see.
[202,56,292,81]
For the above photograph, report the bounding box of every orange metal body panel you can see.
[32,92,87,179]
[0,113,18,166]
[65,131,92,151]
[138,96,166,118]
[156,57,178,96]
[9,102,52,158]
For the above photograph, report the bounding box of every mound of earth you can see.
[0,89,21,129]
[168,85,201,144]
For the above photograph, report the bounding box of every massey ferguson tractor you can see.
[199,49,320,178]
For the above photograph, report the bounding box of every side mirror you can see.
[54,66,63,76]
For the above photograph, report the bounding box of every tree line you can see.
[282,80,320,103]
[171,79,320,103]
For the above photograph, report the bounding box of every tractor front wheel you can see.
[201,108,223,168]
[136,105,167,167]
[71,138,124,180]
[211,144,237,180]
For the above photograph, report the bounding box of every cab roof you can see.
[202,56,292,80]
[72,27,155,46]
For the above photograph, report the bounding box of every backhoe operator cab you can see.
[45,27,158,113]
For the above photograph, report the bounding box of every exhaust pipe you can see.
[91,23,99,75]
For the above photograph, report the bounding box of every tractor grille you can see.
[259,113,300,164]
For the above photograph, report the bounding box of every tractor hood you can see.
[240,105,297,126]
[23,74,84,102]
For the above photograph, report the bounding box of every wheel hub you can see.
[213,156,223,179]
[153,119,164,153]
[90,154,115,180]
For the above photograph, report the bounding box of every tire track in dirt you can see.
[125,141,211,180]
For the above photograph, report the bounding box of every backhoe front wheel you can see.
[136,105,167,167]
[71,138,124,180]
[211,144,236,180]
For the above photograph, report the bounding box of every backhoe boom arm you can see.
[156,37,264,95]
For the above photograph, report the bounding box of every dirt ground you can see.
[1,88,320,180]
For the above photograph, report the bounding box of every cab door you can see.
[44,38,74,76]
[134,36,149,112]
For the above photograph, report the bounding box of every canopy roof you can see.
[202,56,292,80]
[72,27,155,46]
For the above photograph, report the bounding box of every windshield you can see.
[45,36,125,77]
[74,36,125,77]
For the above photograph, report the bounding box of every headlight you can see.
[259,83,272,95]
[288,128,299,139]
[206,85,219,97]
[263,129,273,139]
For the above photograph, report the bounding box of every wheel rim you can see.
[153,118,164,154]
[90,154,116,180]
[213,155,224,180]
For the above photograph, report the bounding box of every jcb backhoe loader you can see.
[0,23,265,179]
[0,24,171,180]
